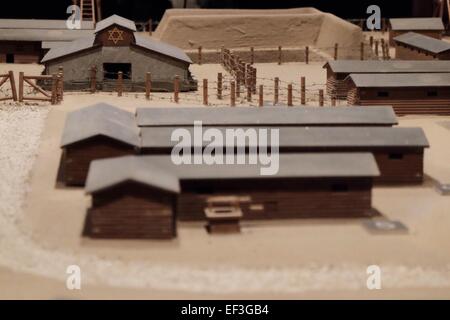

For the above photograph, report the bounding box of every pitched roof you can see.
[86,155,180,194]
[60,103,140,148]
[394,32,450,54]
[134,34,192,63]
[41,35,96,62]
[324,60,450,74]
[390,18,444,31]
[94,15,137,33]
[136,106,398,127]
[140,127,429,149]
[348,73,450,88]
[85,153,380,194]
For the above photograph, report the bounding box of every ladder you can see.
[79,0,97,23]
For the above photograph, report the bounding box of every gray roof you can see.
[390,18,445,31]
[348,73,450,88]
[136,106,398,127]
[0,19,94,30]
[94,15,137,33]
[61,103,140,148]
[140,127,429,149]
[41,36,96,62]
[134,34,192,63]
[394,32,450,54]
[86,156,180,194]
[324,60,450,74]
[86,153,380,194]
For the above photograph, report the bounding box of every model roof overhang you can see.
[389,18,445,31]
[348,73,450,88]
[323,60,450,74]
[393,32,450,54]
[136,106,398,127]
[140,126,429,149]
[85,153,381,194]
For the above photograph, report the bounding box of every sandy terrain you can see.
[1,62,450,299]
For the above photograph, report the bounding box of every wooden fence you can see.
[0,71,18,102]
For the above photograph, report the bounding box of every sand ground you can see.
[1,62,450,299]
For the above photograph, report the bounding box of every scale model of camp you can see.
[41,15,197,92]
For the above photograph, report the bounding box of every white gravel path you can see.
[1,105,450,295]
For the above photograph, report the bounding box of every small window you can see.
[377,91,389,97]
[103,63,131,80]
[331,183,349,192]
[427,91,438,97]
[6,54,14,63]
[389,153,404,160]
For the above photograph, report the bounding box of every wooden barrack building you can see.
[394,32,450,61]
[346,73,450,115]
[389,17,445,46]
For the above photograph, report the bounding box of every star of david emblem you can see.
[108,27,124,44]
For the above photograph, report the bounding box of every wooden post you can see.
[278,46,282,65]
[236,74,240,98]
[18,72,24,102]
[217,72,222,99]
[375,40,379,57]
[319,89,324,106]
[370,36,374,47]
[90,65,97,93]
[252,67,257,94]
[246,83,252,102]
[301,76,306,105]
[360,42,364,60]
[203,78,208,105]
[57,73,63,103]
[334,43,338,60]
[274,77,279,105]
[230,81,236,107]
[8,71,17,102]
[305,46,309,64]
[250,47,254,65]
[287,84,293,107]
[145,72,151,100]
[198,46,202,65]
[331,95,336,106]
[51,74,58,105]
[58,66,64,101]
[148,18,152,36]
[174,75,179,103]
[385,43,390,60]
[258,85,263,107]
[117,71,123,97]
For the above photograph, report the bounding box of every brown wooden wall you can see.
[63,137,136,186]
[326,68,350,99]
[87,182,175,239]
[176,178,374,221]
[0,41,41,64]
[395,43,446,60]
[94,25,135,47]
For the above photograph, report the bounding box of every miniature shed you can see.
[346,73,450,115]
[394,32,450,60]
[135,106,398,127]
[41,15,196,92]
[60,103,139,186]
[140,126,429,184]
[389,18,445,46]
[85,154,380,236]
[323,60,450,99]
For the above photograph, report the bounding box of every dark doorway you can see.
[103,63,132,80]
[6,54,14,64]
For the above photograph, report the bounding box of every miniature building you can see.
[41,15,196,92]
[85,154,380,236]
[205,196,243,234]
[60,103,139,186]
[85,158,178,239]
[0,19,94,63]
[136,106,398,127]
[324,60,450,99]
[346,73,450,115]
[140,126,429,184]
[394,32,450,61]
[389,18,445,46]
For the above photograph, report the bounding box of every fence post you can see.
[51,74,58,105]
[278,46,282,65]
[217,72,222,99]
[230,81,236,107]
[331,95,336,106]
[174,75,179,103]
[198,46,202,65]
[385,44,390,60]
[381,39,385,60]
[58,66,64,101]
[375,40,379,57]
[203,78,208,105]
[247,82,252,102]
[319,89,324,106]
[90,65,97,93]
[287,84,293,107]
[19,72,24,102]
[305,46,309,64]
[274,77,279,105]
[250,47,254,65]
[301,76,306,105]
[334,43,338,60]
[57,74,63,103]
[252,67,257,94]
[148,18,152,36]
[8,71,17,102]
[117,71,123,97]
[360,42,364,60]
[145,72,151,100]
[236,74,241,98]
[369,36,374,47]
[259,85,263,107]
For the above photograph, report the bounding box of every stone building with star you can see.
[41,15,197,92]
